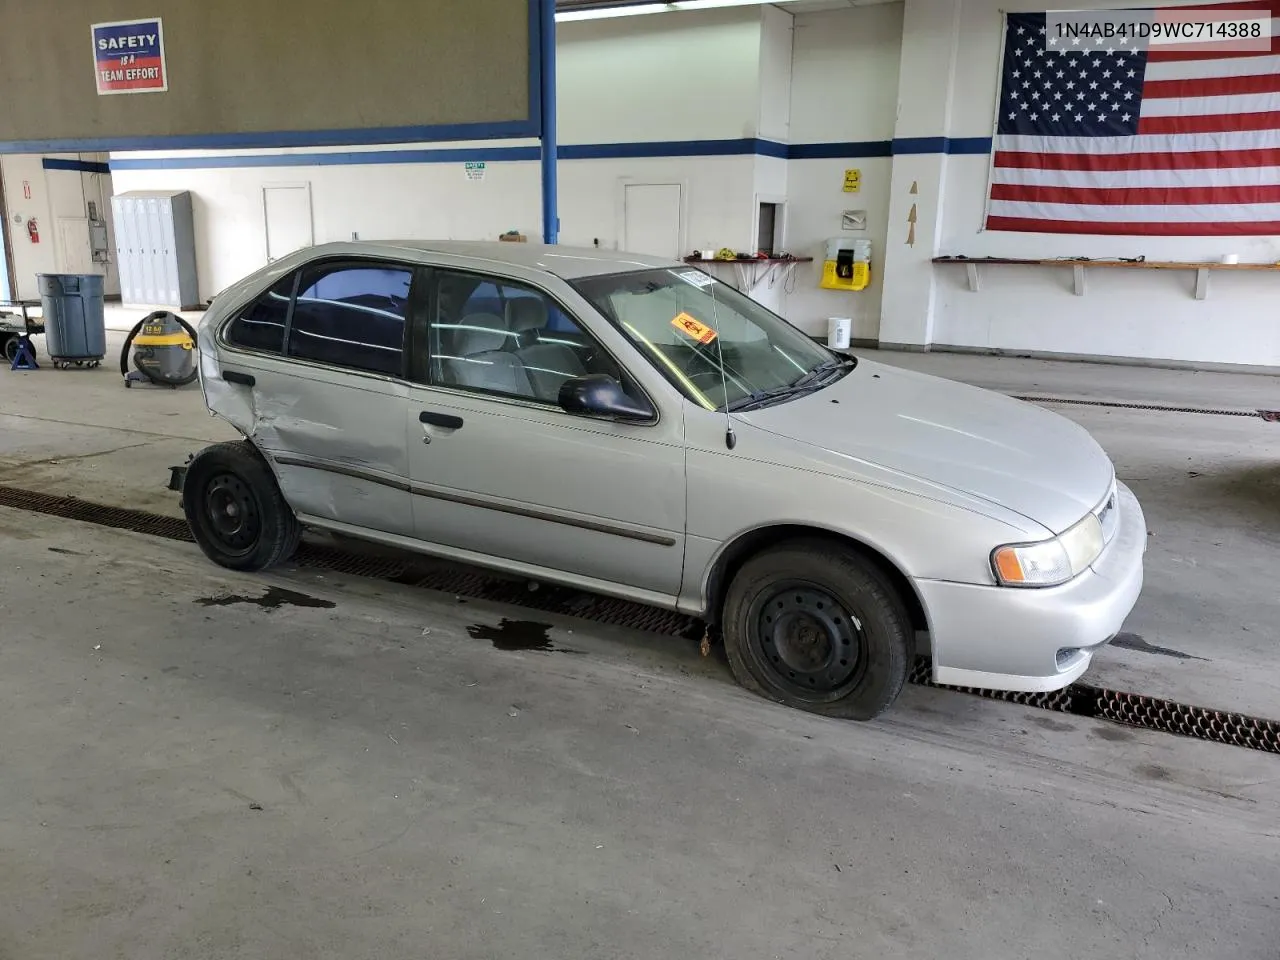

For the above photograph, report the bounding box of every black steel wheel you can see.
[203,473,262,560]
[2,336,17,364]
[182,440,301,572]
[746,581,868,702]
[722,540,912,720]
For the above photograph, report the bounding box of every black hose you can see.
[119,311,200,386]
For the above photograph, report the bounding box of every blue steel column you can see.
[539,0,559,244]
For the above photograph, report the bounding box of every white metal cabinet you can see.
[111,190,200,309]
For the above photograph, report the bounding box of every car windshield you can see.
[572,267,847,411]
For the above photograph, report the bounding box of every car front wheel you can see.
[182,440,301,571]
[722,540,912,720]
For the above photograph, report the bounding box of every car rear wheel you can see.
[722,540,911,720]
[182,440,301,571]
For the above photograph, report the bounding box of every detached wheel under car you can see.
[722,540,912,720]
[182,440,301,571]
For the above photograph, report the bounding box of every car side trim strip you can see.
[272,455,677,547]
[408,482,678,546]
[273,455,412,493]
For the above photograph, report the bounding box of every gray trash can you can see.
[38,273,107,368]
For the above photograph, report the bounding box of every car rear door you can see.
[402,266,687,603]
[215,258,419,537]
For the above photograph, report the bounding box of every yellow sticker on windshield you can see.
[672,312,717,345]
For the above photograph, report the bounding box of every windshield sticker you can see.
[671,312,718,345]
[675,270,715,288]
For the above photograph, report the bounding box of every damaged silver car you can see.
[188,240,1146,720]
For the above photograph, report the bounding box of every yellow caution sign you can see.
[671,312,718,344]
[843,168,861,193]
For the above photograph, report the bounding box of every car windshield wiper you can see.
[725,358,856,413]
[790,356,855,389]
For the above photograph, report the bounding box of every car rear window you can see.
[286,265,413,376]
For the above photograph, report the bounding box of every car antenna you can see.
[706,278,736,450]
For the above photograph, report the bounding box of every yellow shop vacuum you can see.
[121,310,199,388]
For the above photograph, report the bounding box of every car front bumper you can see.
[915,481,1146,693]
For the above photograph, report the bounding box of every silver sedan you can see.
[186,240,1146,720]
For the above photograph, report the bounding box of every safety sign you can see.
[92,18,168,95]
[671,312,718,345]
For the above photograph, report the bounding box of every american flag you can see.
[986,2,1280,235]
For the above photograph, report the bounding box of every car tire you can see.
[722,540,912,721]
[182,440,301,572]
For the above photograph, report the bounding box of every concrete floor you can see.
[1,326,1278,957]
[2,511,1277,959]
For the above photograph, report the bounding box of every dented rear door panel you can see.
[204,351,413,538]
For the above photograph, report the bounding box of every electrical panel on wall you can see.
[87,201,110,264]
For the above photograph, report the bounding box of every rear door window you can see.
[223,275,295,354]
[287,264,414,376]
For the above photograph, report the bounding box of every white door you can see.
[56,218,94,274]
[623,183,682,259]
[263,184,314,262]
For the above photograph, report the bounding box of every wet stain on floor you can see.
[468,618,581,654]
[1111,632,1207,661]
[1092,725,1136,742]
[195,586,336,610]
[1030,716,1077,733]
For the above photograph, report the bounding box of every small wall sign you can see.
[92,18,168,96]
[842,169,861,193]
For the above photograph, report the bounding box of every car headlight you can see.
[991,512,1104,588]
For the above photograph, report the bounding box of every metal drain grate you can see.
[3,482,1277,753]
[0,485,194,541]
[908,658,1279,753]
[1013,395,1270,419]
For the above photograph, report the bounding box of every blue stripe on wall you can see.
[106,136,995,171]
[787,140,893,160]
[41,158,111,174]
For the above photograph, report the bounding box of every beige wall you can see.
[0,0,531,145]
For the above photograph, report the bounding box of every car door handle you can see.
[223,371,255,387]
[419,411,463,429]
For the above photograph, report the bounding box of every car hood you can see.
[739,358,1114,534]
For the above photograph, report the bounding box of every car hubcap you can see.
[750,583,866,700]
[204,474,260,555]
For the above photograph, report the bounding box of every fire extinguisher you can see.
[26,218,39,244]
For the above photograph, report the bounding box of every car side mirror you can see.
[558,374,654,421]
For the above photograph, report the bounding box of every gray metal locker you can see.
[111,190,200,309]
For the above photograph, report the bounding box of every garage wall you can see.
[780,2,904,342]
[558,8,764,143]
[894,0,1280,367]
[1,156,58,301]
[109,8,773,302]
[111,149,758,300]
[1,155,121,301]
[101,0,1280,368]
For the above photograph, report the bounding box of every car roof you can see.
[302,239,682,280]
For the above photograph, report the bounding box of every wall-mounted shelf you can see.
[684,256,813,297]
[932,256,1280,301]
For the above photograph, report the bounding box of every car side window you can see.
[426,271,627,405]
[287,264,413,376]
[224,275,295,354]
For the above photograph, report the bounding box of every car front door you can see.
[215,259,419,537]
[402,267,687,603]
